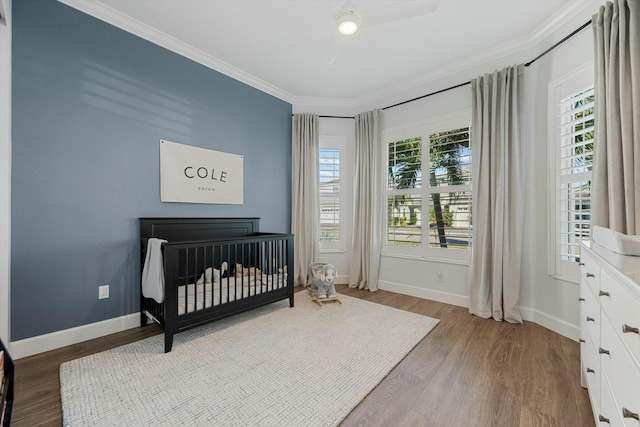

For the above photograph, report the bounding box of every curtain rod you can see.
[295,19,591,119]
[524,20,591,67]
[382,81,471,111]
[290,114,355,119]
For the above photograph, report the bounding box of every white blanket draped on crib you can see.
[141,238,167,303]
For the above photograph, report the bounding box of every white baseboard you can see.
[378,280,579,341]
[10,313,140,359]
[378,280,470,308]
[520,306,580,341]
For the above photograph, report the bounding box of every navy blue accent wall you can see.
[11,1,292,340]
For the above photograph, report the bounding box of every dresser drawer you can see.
[600,268,640,366]
[600,372,624,427]
[601,316,640,426]
[582,281,600,349]
[581,250,601,298]
[582,330,600,416]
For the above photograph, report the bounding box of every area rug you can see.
[60,293,439,426]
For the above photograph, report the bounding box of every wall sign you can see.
[160,139,243,204]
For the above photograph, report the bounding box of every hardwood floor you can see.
[11,285,593,427]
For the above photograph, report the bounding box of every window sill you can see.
[319,249,347,254]
[381,251,470,266]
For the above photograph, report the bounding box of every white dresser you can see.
[579,241,640,426]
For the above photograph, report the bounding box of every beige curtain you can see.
[349,109,383,291]
[468,65,525,323]
[591,0,640,234]
[292,113,320,286]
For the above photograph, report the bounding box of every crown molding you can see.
[292,95,359,109]
[529,0,595,42]
[57,0,296,104]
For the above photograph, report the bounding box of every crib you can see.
[140,217,294,353]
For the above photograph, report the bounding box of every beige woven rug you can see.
[60,293,439,426]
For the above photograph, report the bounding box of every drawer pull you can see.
[623,408,640,420]
[579,338,585,343]
[599,415,610,423]
[599,347,610,355]
[586,272,595,278]
[578,297,585,302]
[586,367,595,373]
[586,316,595,322]
[623,324,640,334]
[579,262,585,266]
[599,290,610,297]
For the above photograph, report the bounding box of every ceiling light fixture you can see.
[337,14,359,35]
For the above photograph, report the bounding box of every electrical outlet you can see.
[437,271,444,282]
[98,284,109,299]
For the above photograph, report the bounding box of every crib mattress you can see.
[177,274,287,315]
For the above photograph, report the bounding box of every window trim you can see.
[547,62,594,283]
[383,110,472,263]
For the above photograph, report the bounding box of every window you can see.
[428,129,472,250]
[319,136,346,252]
[319,147,340,241]
[386,115,471,262]
[558,87,593,261]
[549,64,594,280]
[388,137,422,246]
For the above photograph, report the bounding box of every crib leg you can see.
[288,284,294,308]
[164,333,174,353]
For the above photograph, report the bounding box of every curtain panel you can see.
[349,109,383,291]
[292,113,320,286]
[592,0,640,234]
[468,64,525,323]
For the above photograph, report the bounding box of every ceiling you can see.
[61,0,593,104]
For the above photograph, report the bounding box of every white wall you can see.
[0,0,11,349]
[293,1,600,340]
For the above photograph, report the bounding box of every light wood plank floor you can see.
[11,285,593,427]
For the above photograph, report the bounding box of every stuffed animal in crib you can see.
[310,263,337,299]
[235,263,261,278]
[197,262,228,285]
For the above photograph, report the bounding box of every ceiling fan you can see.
[325,0,439,64]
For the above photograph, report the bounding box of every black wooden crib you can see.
[140,217,294,352]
